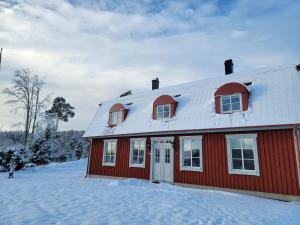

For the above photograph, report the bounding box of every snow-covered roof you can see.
[84,65,300,138]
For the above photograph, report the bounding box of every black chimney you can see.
[152,78,159,90]
[224,59,233,75]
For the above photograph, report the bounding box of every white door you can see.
[152,139,174,182]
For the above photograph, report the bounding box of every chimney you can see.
[152,78,159,90]
[224,59,233,75]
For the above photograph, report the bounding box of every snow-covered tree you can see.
[46,97,75,132]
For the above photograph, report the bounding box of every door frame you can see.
[150,136,174,182]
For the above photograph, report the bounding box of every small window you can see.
[129,138,146,168]
[226,134,260,176]
[165,148,170,163]
[221,94,242,113]
[111,111,122,125]
[155,148,160,163]
[180,136,203,171]
[157,104,170,119]
[102,139,117,166]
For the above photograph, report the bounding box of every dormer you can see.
[214,82,249,114]
[108,103,128,126]
[153,95,177,120]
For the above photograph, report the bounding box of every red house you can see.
[84,61,300,201]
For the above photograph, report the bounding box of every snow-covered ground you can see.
[1,160,299,225]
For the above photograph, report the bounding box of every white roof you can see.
[84,65,300,138]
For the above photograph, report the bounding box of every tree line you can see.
[0,69,89,171]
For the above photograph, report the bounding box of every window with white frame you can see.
[226,134,260,176]
[102,139,117,166]
[157,104,170,119]
[221,94,242,113]
[111,111,122,125]
[180,136,203,171]
[129,138,146,167]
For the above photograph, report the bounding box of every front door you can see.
[152,138,174,182]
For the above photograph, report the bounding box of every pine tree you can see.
[46,97,75,132]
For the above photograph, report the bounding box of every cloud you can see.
[0,0,299,130]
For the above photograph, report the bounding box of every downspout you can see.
[292,126,300,187]
[85,138,93,178]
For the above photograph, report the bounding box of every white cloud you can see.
[0,0,299,131]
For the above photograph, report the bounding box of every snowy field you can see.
[1,160,300,225]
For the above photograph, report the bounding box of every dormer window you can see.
[108,103,129,126]
[152,95,177,120]
[157,104,170,119]
[221,94,242,113]
[215,82,249,114]
[112,111,122,125]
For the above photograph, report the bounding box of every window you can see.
[155,148,160,163]
[102,139,117,166]
[221,94,242,113]
[165,148,170,163]
[226,134,260,176]
[111,111,122,125]
[157,104,170,119]
[129,138,146,167]
[179,136,203,171]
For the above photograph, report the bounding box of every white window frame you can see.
[102,139,118,166]
[221,94,242,114]
[129,138,146,168]
[179,136,203,172]
[156,104,171,119]
[226,134,260,176]
[111,111,122,125]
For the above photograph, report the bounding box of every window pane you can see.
[242,139,254,149]
[105,155,110,163]
[184,158,191,167]
[232,159,243,169]
[163,105,170,118]
[191,139,200,149]
[222,96,230,104]
[134,141,139,149]
[133,156,138,164]
[192,149,200,157]
[232,149,242,158]
[231,138,241,149]
[231,95,240,103]
[243,149,254,159]
[222,104,230,112]
[139,141,145,150]
[192,158,200,167]
[184,150,191,158]
[244,159,255,170]
[184,140,192,150]
[138,156,144,164]
[111,141,116,151]
[231,102,240,111]
[110,155,115,163]
[133,149,139,157]
[157,106,163,118]
[139,149,144,157]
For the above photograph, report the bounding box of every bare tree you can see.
[2,69,49,145]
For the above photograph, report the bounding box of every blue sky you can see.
[0,0,299,130]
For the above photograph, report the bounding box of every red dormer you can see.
[108,103,129,126]
[214,82,249,114]
[152,95,177,120]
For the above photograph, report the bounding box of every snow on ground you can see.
[1,160,300,225]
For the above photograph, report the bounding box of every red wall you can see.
[89,137,151,179]
[88,129,300,196]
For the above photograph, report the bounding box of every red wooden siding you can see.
[89,137,150,179]
[88,129,300,196]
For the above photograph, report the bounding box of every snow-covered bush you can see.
[0,145,28,171]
